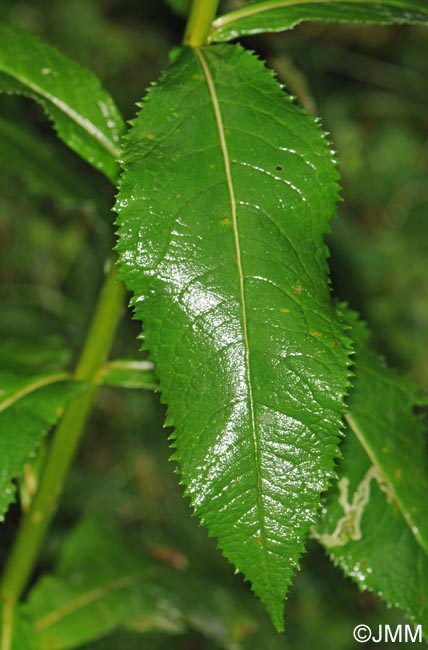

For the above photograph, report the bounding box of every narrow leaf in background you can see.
[0,336,70,375]
[211,0,428,42]
[314,311,428,625]
[0,24,124,181]
[116,43,352,629]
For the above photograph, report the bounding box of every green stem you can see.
[183,0,219,47]
[0,262,125,605]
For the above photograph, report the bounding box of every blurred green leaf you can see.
[211,0,428,42]
[0,115,93,206]
[0,24,124,180]
[26,517,255,650]
[0,337,71,374]
[329,216,428,385]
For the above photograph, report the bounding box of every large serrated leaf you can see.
[26,518,254,650]
[116,44,351,629]
[211,0,428,42]
[314,311,428,624]
[0,24,124,180]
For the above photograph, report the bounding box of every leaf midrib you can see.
[211,0,426,32]
[195,48,273,597]
[34,570,152,632]
[0,372,70,413]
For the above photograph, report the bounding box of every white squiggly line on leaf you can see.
[312,465,393,548]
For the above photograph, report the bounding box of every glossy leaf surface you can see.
[0,24,124,180]
[116,44,351,629]
[26,518,254,650]
[211,0,428,42]
[314,312,428,623]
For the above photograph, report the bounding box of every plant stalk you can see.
[0,261,125,604]
[183,0,219,47]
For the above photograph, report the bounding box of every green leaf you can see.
[97,359,157,391]
[0,115,94,206]
[116,44,351,629]
[26,518,255,650]
[344,315,428,552]
[0,24,125,180]
[0,371,78,518]
[314,311,428,623]
[211,0,428,42]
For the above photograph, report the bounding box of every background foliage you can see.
[0,0,427,648]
